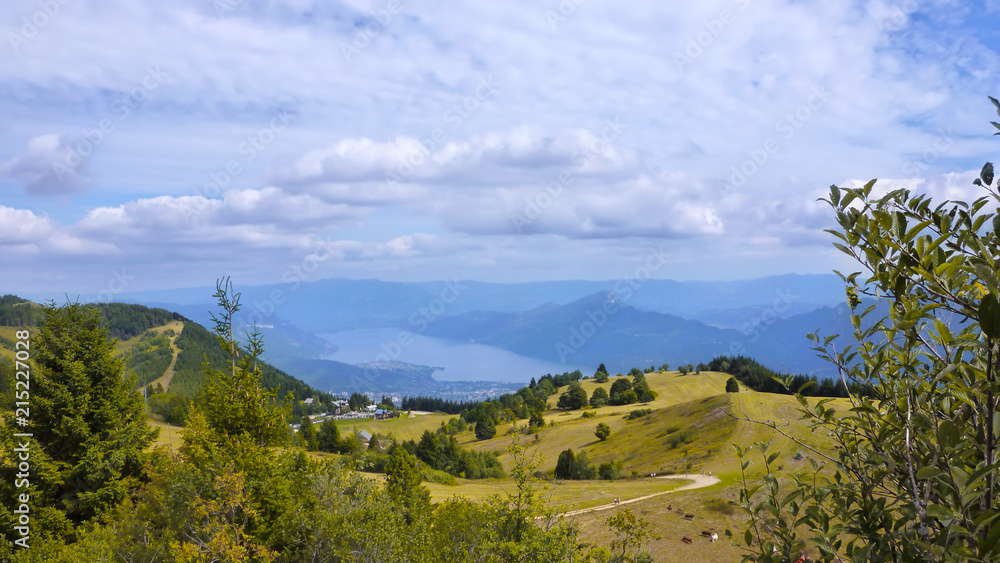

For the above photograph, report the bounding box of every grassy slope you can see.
[0,326,22,362]
[137,366,843,561]
[334,412,455,442]
[457,371,842,480]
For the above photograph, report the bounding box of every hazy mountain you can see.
[101,273,844,330]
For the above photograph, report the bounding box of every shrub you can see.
[595,422,611,441]
[598,461,623,481]
[725,377,739,393]
[627,408,652,420]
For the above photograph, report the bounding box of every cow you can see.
[666,505,672,510]
[700,531,713,537]
[710,532,719,542]
[681,536,693,544]
[684,513,695,519]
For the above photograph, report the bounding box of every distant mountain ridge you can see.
[55,273,845,329]
[11,273,857,384]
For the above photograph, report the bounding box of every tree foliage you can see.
[726,376,740,393]
[200,278,289,449]
[732,113,1000,562]
[590,386,610,407]
[557,382,589,410]
[475,417,496,440]
[0,301,157,539]
[595,422,611,441]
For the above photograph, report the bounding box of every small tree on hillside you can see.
[726,377,740,393]
[475,418,496,440]
[385,447,430,521]
[590,387,610,407]
[554,449,579,480]
[316,419,342,453]
[595,422,611,441]
[200,278,288,448]
[557,382,588,410]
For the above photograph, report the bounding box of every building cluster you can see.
[288,398,399,434]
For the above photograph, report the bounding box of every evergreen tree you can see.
[11,302,157,528]
[200,278,288,448]
[316,419,341,453]
[475,418,496,440]
[299,416,316,450]
[385,447,430,521]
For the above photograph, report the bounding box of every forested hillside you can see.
[0,296,334,423]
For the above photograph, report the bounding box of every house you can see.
[358,430,372,443]
[304,397,314,405]
[374,408,395,420]
[365,404,377,412]
[332,400,350,414]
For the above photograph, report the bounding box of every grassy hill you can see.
[455,371,841,479]
[330,368,844,561]
[0,297,334,411]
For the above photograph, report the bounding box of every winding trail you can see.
[557,474,721,518]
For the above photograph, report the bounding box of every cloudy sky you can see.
[2,0,999,297]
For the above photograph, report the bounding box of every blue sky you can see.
[2,0,999,296]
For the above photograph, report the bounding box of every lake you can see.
[318,328,587,383]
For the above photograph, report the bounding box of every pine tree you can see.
[22,302,157,524]
[200,278,288,448]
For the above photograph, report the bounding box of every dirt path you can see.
[149,321,184,392]
[556,474,721,518]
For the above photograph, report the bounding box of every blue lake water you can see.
[318,328,587,383]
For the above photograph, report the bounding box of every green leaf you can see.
[982,162,994,187]
[980,293,1000,339]
[916,466,944,479]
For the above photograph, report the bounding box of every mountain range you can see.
[16,273,865,387]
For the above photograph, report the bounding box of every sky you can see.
[2,0,1000,298]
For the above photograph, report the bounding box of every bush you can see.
[725,377,739,393]
[594,422,611,441]
[554,449,596,480]
[148,392,188,426]
[667,431,691,449]
[598,461,623,481]
[475,418,496,440]
[627,408,652,420]
[421,467,457,486]
[581,411,596,419]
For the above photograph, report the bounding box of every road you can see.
[556,474,721,518]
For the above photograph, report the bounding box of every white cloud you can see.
[0,0,998,291]
[0,134,89,195]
